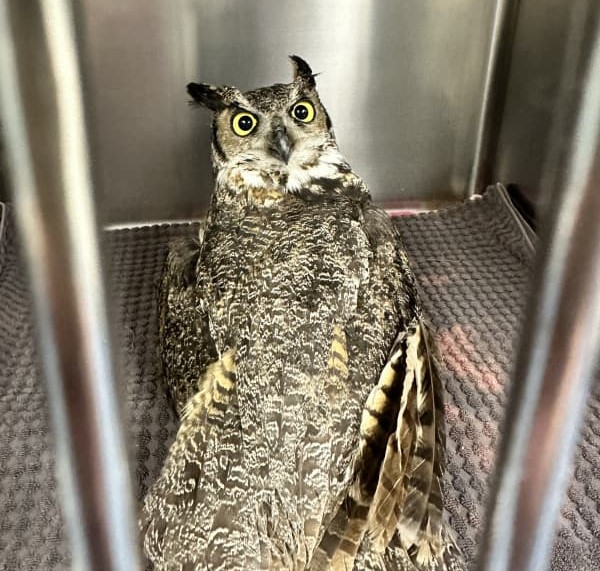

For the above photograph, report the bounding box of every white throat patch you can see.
[217,146,349,195]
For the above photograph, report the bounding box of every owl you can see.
[141,56,463,571]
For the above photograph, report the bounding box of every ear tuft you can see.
[289,55,316,88]
[186,83,241,111]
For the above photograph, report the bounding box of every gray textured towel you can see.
[0,187,598,569]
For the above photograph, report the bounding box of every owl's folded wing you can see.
[143,237,263,569]
[369,320,462,570]
[158,236,219,416]
[141,349,267,570]
[310,318,464,571]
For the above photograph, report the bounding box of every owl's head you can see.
[188,56,351,195]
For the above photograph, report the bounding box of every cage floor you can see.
[0,186,598,570]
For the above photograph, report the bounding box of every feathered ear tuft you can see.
[186,83,242,111]
[289,55,316,88]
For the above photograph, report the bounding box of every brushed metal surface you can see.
[478,10,600,571]
[467,0,521,196]
[492,0,600,208]
[0,2,141,568]
[80,0,499,223]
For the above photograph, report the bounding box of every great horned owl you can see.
[141,56,462,571]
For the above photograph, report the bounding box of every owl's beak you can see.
[268,126,292,164]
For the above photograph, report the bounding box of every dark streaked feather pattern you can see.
[367,321,459,569]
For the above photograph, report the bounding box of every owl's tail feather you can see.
[368,321,463,570]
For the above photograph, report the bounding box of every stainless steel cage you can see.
[0,1,599,570]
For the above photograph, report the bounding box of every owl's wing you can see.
[141,349,266,569]
[143,237,263,569]
[366,318,462,570]
[310,255,463,571]
[158,236,219,416]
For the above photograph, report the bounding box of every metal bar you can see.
[0,2,141,569]
[467,0,522,197]
[477,13,600,571]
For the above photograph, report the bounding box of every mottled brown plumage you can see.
[141,56,462,571]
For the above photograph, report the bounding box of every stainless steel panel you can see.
[492,0,600,207]
[80,0,500,224]
[467,0,521,196]
[0,130,7,201]
[0,2,140,568]
[478,11,600,571]
[0,157,6,202]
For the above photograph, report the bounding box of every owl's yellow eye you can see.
[231,111,258,137]
[290,100,315,123]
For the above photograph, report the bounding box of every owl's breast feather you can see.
[202,197,370,345]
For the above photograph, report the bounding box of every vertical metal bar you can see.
[477,14,600,571]
[0,2,141,570]
[467,0,521,197]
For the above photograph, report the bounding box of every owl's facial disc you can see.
[196,57,346,193]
